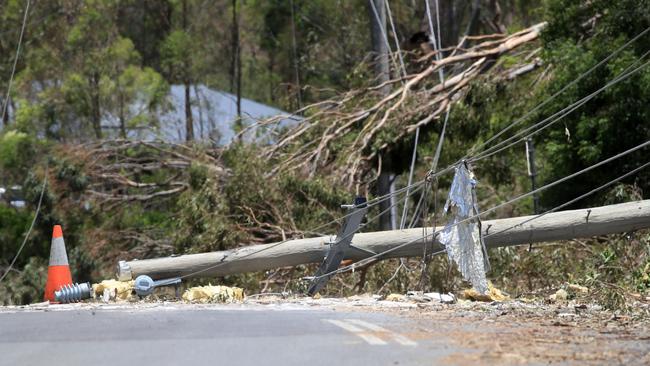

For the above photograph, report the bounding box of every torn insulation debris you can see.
[439,162,490,294]
[460,283,509,302]
[92,280,135,301]
[182,285,245,303]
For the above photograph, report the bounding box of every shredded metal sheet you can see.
[439,163,490,294]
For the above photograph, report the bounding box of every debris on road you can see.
[401,291,457,304]
[439,163,490,294]
[423,292,456,304]
[54,283,92,303]
[182,285,244,303]
[134,275,182,297]
[93,280,135,301]
[549,288,569,302]
[460,283,509,302]
[386,293,405,302]
[567,283,589,295]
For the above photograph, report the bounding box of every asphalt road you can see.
[0,305,458,366]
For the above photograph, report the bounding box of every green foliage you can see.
[488,230,650,311]
[0,131,35,178]
[1,0,649,308]
[174,145,348,253]
[7,1,169,140]
[160,30,194,82]
[0,257,47,306]
[536,0,650,207]
[0,205,32,263]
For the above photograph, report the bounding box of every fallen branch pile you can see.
[245,23,546,189]
[65,139,226,210]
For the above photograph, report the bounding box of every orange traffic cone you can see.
[44,225,73,302]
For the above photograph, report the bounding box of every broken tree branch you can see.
[260,22,547,187]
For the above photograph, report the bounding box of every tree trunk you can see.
[182,0,194,142]
[230,0,243,138]
[184,82,194,142]
[290,0,302,110]
[426,0,459,49]
[90,73,102,139]
[236,14,241,119]
[369,0,394,231]
[119,90,127,139]
[368,0,389,94]
[2,97,9,126]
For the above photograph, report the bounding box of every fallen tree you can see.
[117,199,650,281]
[245,22,547,188]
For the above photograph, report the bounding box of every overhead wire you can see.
[205,17,650,287]
[369,160,650,286]
[485,160,650,239]
[424,0,444,80]
[1,0,31,123]
[177,180,427,280]
[383,0,408,78]
[0,167,47,283]
[312,139,650,280]
[467,26,650,158]
[345,28,650,284]
[434,0,442,54]
[133,9,650,289]
[471,54,650,163]
[400,0,449,229]
[410,34,650,191]
[368,0,402,77]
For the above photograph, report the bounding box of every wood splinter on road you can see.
[116,200,650,281]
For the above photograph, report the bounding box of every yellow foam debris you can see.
[182,285,244,303]
[549,288,568,302]
[92,280,134,300]
[567,283,589,294]
[460,283,509,302]
[386,293,406,302]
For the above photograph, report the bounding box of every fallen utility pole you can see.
[117,200,650,281]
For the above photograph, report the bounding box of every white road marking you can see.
[324,319,387,345]
[344,319,417,347]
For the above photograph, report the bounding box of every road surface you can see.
[0,300,648,365]
[0,305,454,365]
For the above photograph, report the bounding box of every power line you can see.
[395,28,645,230]
[383,0,407,78]
[1,0,31,124]
[471,55,650,162]
[369,160,650,281]
[0,168,47,283]
[368,0,402,77]
[159,49,650,285]
[485,160,650,239]
[433,0,442,55]
[400,0,449,229]
[177,181,426,280]
[415,45,649,180]
[313,139,650,279]
[424,0,444,83]
[468,26,650,158]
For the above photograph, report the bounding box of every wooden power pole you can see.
[117,200,650,280]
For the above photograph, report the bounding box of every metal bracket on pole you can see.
[134,274,182,297]
[307,196,367,296]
